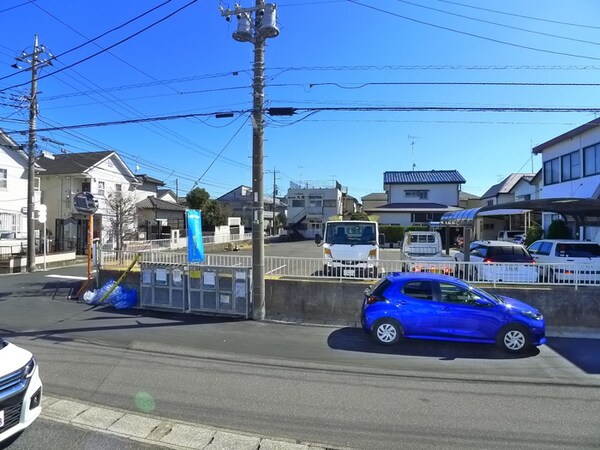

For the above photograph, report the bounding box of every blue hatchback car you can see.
[361,273,546,353]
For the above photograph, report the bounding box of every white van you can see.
[0,338,42,444]
[527,239,600,284]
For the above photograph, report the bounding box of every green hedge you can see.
[379,225,429,244]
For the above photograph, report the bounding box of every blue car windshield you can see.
[471,286,505,304]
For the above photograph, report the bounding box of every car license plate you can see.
[343,269,355,277]
[0,409,4,427]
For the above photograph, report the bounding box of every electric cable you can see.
[0,0,198,93]
[347,0,600,62]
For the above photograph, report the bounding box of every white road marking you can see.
[45,274,90,280]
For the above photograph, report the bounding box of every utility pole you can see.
[14,35,53,272]
[220,1,279,321]
[266,167,280,235]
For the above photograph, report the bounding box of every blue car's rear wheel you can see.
[372,319,402,345]
[497,324,530,353]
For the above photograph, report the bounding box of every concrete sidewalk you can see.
[41,396,346,450]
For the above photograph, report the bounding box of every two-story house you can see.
[217,185,286,235]
[0,131,31,236]
[532,117,600,239]
[36,150,140,253]
[364,170,464,226]
[285,181,345,239]
[479,173,537,207]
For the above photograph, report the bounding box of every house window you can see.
[115,183,122,192]
[0,168,7,189]
[544,157,560,185]
[308,195,322,207]
[404,190,428,200]
[292,199,304,208]
[487,200,493,206]
[323,199,336,207]
[584,143,600,177]
[561,150,581,181]
[98,181,105,195]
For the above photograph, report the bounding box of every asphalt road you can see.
[0,418,169,450]
[1,263,600,449]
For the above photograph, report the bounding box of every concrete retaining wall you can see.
[98,270,600,328]
[265,279,600,328]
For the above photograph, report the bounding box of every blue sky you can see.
[1,0,600,201]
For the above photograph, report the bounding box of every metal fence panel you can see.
[140,264,186,312]
[188,265,251,318]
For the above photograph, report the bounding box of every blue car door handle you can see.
[440,306,451,311]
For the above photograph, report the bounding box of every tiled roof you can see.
[384,170,466,184]
[36,151,113,174]
[137,196,186,211]
[481,173,536,199]
[361,192,387,201]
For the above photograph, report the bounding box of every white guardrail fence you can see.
[99,250,600,288]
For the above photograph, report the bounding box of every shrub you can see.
[524,224,543,246]
[380,225,404,244]
[546,219,571,239]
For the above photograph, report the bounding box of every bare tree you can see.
[105,190,138,250]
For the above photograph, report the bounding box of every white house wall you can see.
[0,149,27,232]
[376,212,412,226]
[539,127,600,198]
[388,184,459,205]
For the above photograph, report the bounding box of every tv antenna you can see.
[408,135,419,171]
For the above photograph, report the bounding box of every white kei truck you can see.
[400,231,455,275]
[315,220,385,278]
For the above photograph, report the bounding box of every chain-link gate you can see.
[140,263,251,318]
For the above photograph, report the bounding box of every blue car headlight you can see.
[521,310,543,321]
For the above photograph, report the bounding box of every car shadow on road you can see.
[546,337,600,374]
[327,327,539,360]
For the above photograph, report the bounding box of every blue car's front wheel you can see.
[497,324,530,353]
[373,319,402,345]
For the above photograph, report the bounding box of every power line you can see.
[0,0,199,94]
[394,0,600,48]
[0,0,35,15]
[31,0,180,94]
[0,0,174,83]
[4,105,600,136]
[307,81,600,89]
[347,0,600,62]
[436,0,600,30]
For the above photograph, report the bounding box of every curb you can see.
[40,395,351,450]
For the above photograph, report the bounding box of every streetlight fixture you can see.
[219,2,279,320]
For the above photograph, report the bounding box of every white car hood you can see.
[0,340,32,375]
[327,245,373,260]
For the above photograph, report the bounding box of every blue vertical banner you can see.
[187,209,205,263]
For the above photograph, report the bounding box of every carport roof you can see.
[440,198,600,227]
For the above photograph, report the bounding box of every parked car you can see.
[497,230,525,242]
[0,338,42,444]
[512,234,526,245]
[361,272,545,353]
[454,240,538,283]
[527,239,600,284]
